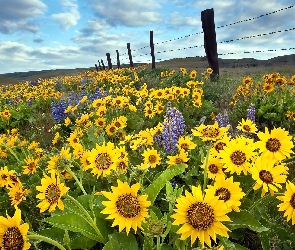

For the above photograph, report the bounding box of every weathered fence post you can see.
[127,43,134,67]
[201,8,219,80]
[100,59,105,70]
[98,61,102,70]
[116,50,121,69]
[106,53,112,69]
[150,31,155,69]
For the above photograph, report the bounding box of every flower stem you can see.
[202,146,211,193]
[3,144,21,162]
[27,232,66,250]
[249,193,270,211]
[156,236,161,250]
[64,194,106,244]
[62,164,87,195]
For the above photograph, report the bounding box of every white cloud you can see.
[86,0,162,26]
[51,0,81,30]
[0,0,47,34]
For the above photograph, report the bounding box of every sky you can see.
[0,0,294,74]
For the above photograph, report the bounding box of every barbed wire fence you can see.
[95,5,295,75]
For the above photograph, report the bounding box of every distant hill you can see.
[0,54,294,85]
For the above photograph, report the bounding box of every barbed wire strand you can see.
[218,27,295,44]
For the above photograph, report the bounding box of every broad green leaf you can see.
[226,210,269,233]
[70,233,98,249]
[219,236,249,250]
[145,164,186,205]
[259,231,270,250]
[36,227,65,244]
[43,212,102,242]
[102,232,138,250]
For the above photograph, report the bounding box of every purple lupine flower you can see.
[215,110,230,128]
[89,87,103,101]
[51,100,67,123]
[162,103,186,154]
[246,103,256,123]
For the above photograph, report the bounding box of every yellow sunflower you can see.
[171,185,230,247]
[277,181,295,224]
[262,82,275,93]
[0,166,15,188]
[206,176,245,212]
[166,149,189,167]
[251,156,287,197]
[0,207,31,250]
[236,118,257,134]
[189,70,197,78]
[210,135,231,157]
[142,148,161,168]
[201,156,225,179]
[8,184,31,206]
[256,127,294,162]
[36,171,70,213]
[176,135,197,151]
[105,123,117,136]
[22,156,39,175]
[219,136,256,175]
[79,150,92,171]
[52,132,60,145]
[101,180,151,235]
[88,142,118,177]
[191,122,228,142]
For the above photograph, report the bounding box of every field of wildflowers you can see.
[0,65,295,250]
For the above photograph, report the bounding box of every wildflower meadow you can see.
[0,65,295,250]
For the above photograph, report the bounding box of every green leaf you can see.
[259,231,270,250]
[226,210,269,233]
[219,236,249,250]
[36,227,65,244]
[145,164,186,205]
[70,233,98,249]
[43,212,101,242]
[102,232,138,250]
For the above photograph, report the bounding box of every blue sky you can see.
[0,0,294,74]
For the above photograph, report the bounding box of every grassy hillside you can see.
[0,54,294,85]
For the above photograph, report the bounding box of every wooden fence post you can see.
[100,59,105,70]
[127,43,134,67]
[106,53,112,69]
[116,50,121,68]
[150,31,155,69]
[201,8,219,80]
[98,61,102,70]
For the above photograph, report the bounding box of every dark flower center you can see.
[230,150,246,165]
[259,170,273,184]
[215,142,226,152]
[175,157,184,164]
[208,164,219,174]
[243,125,251,131]
[116,194,141,218]
[3,227,24,250]
[187,202,215,230]
[148,155,157,164]
[266,138,281,152]
[289,194,295,209]
[45,183,61,205]
[201,127,220,138]
[181,143,189,150]
[215,187,231,201]
[95,153,112,170]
